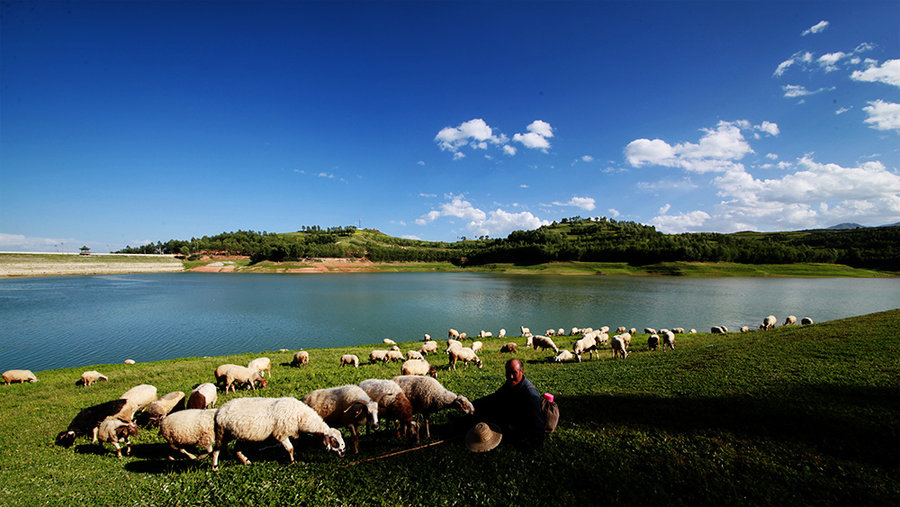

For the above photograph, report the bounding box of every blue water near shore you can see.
[1,272,898,372]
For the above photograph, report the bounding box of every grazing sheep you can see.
[554,350,575,362]
[448,328,460,339]
[479,330,493,338]
[448,347,483,370]
[690,329,697,334]
[386,350,404,363]
[390,345,401,352]
[423,333,432,341]
[383,338,397,345]
[80,370,108,387]
[214,364,241,388]
[614,333,632,348]
[2,369,37,385]
[369,350,389,363]
[762,315,777,330]
[247,357,272,378]
[532,335,560,353]
[571,327,581,336]
[545,329,556,336]
[302,385,380,454]
[784,315,797,326]
[662,330,675,350]
[419,341,438,356]
[616,326,627,334]
[520,326,530,336]
[573,335,598,361]
[159,408,217,460]
[291,351,310,367]
[611,335,628,359]
[711,326,726,334]
[55,399,131,448]
[644,328,657,335]
[188,383,217,409]
[471,341,483,353]
[801,317,814,325]
[406,350,424,361]
[741,326,750,333]
[146,391,186,427]
[459,332,468,340]
[124,359,136,365]
[594,332,609,346]
[340,354,360,368]
[672,327,686,334]
[119,384,158,421]
[445,339,462,353]
[358,379,420,442]
[648,334,660,351]
[557,328,565,336]
[401,359,437,378]
[222,366,268,394]
[392,375,475,439]
[499,342,518,353]
[97,419,139,458]
[498,329,506,338]
[212,397,346,470]
[525,334,534,348]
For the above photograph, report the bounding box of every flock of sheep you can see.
[3,312,813,469]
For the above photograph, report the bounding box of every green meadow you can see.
[1,310,898,505]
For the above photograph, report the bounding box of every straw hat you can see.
[465,422,502,452]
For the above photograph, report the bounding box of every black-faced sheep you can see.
[648,334,660,351]
[55,398,130,448]
[784,315,797,326]
[386,349,404,363]
[762,315,777,330]
[801,317,814,325]
[369,350,389,363]
[80,370,108,387]
[97,419,139,458]
[212,397,346,470]
[2,369,37,385]
[391,375,475,439]
[188,383,217,409]
[358,379,420,443]
[662,330,675,350]
[302,385,380,455]
[159,408,217,460]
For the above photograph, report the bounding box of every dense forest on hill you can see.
[116,218,900,270]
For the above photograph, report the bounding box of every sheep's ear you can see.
[344,401,366,419]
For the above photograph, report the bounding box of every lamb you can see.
[302,385,380,454]
[611,335,628,359]
[531,335,559,353]
[401,359,437,377]
[2,369,37,385]
[80,370,108,387]
[573,335,598,361]
[448,346,483,370]
[499,342,518,353]
[419,341,438,356]
[383,338,397,345]
[358,378,420,442]
[291,350,310,367]
[188,383,217,409]
[471,341,483,353]
[498,328,506,338]
[406,350,424,361]
[96,419,139,458]
[222,366,268,394]
[386,350,404,363]
[247,357,272,378]
[801,317,814,325]
[762,315,777,330]
[146,391,186,427]
[391,375,475,438]
[340,354,360,368]
[648,334,660,351]
[212,397,346,470]
[55,398,131,448]
[662,330,675,350]
[554,350,575,362]
[119,384,158,421]
[159,408,217,460]
[369,350,389,363]
[784,315,797,326]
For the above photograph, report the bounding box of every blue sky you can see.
[2,1,898,252]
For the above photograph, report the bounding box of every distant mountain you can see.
[828,223,865,230]
[883,222,900,227]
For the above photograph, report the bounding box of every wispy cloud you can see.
[550,196,596,210]
[782,84,833,98]
[802,20,829,36]
[850,59,900,88]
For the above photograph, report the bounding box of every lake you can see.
[2,272,898,372]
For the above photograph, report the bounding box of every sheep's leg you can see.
[112,442,123,459]
[351,426,360,454]
[170,443,198,460]
[424,417,431,439]
[279,438,295,463]
[235,450,252,465]
[91,426,99,444]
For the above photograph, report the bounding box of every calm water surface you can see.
[1,272,898,372]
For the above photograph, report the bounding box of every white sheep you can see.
[554,350,575,362]
[662,330,675,350]
[340,354,360,368]
[401,359,437,377]
[741,326,750,333]
[471,341,483,353]
[573,335,598,361]
[611,335,628,359]
[221,366,268,394]
[672,327,686,334]
[392,375,474,439]
[124,359,136,365]
[80,370,108,387]
[762,315,777,330]
[358,378,420,442]
[214,363,241,388]
[188,383,217,409]
[146,391,186,426]
[419,341,438,356]
[531,335,559,353]
[386,349,404,362]
[801,317,814,325]
[302,385,380,454]
[291,351,310,367]
[448,328,460,338]
[448,346,482,370]
[520,326,530,336]
[445,339,462,353]
[383,338,397,345]
[159,408,217,460]
[498,328,506,338]
[247,357,272,378]
[616,326,627,334]
[458,332,468,340]
[369,350,389,363]
[406,350,424,361]
[615,332,632,348]
[423,333,432,341]
[479,330,493,338]
[212,397,346,470]
[690,329,697,334]
[119,384,158,422]
[545,329,556,336]
[2,369,37,385]
[784,315,797,326]
[599,326,610,334]
[525,334,534,348]
[96,419,139,458]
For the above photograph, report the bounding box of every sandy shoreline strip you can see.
[0,253,184,277]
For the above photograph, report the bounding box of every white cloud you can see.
[503,145,517,156]
[636,178,699,192]
[608,209,621,218]
[468,209,551,237]
[318,172,334,179]
[419,193,437,198]
[802,20,829,36]
[862,100,900,131]
[850,59,900,88]
[774,58,795,77]
[817,52,846,72]
[453,151,465,160]
[513,120,554,152]
[581,155,594,162]
[658,203,671,214]
[434,118,509,158]
[766,153,779,160]
[551,196,596,210]
[782,84,832,98]
[625,120,766,173]
[417,161,425,166]
[651,211,711,233]
[835,106,852,115]
[0,233,76,252]
[415,194,486,225]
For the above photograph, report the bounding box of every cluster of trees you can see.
[117,219,900,270]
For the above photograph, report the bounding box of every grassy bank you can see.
[1,311,898,505]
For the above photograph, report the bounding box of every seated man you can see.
[470,358,546,451]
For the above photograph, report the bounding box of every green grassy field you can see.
[1,311,899,505]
